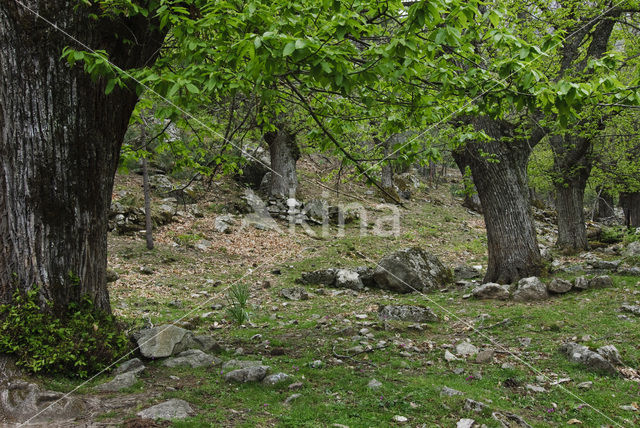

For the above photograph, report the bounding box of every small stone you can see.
[457,418,475,428]
[262,372,292,386]
[619,405,638,412]
[501,363,515,370]
[513,277,548,302]
[280,287,310,301]
[573,276,589,290]
[444,350,459,362]
[526,384,546,393]
[140,266,154,275]
[289,382,304,390]
[441,386,463,397]
[621,304,640,316]
[378,304,438,322]
[136,399,194,420]
[284,393,301,405]
[547,278,573,293]
[476,350,495,364]
[309,360,323,369]
[456,341,478,357]
[368,379,383,389]
[471,283,510,300]
[114,358,145,376]
[577,381,592,389]
[392,415,408,424]
[95,372,137,392]
[464,398,487,412]
[162,349,218,368]
[224,365,270,383]
[588,275,613,289]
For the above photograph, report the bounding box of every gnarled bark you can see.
[453,116,543,284]
[264,125,299,198]
[0,1,165,311]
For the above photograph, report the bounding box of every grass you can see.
[53,172,636,426]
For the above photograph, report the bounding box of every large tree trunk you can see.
[620,192,640,227]
[453,116,543,284]
[0,1,165,311]
[264,126,299,199]
[595,187,615,220]
[549,135,592,253]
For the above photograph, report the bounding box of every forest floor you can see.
[35,161,640,427]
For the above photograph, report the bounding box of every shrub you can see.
[0,288,129,378]
[226,283,250,325]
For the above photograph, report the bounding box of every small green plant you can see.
[226,283,250,325]
[0,288,129,378]
[599,226,625,244]
[173,232,203,246]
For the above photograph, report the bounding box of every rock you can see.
[454,265,481,281]
[441,386,463,397]
[214,214,234,234]
[618,267,640,276]
[573,276,589,290]
[191,335,222,353]
[354,266,377,288]
[475,350,495,364]
[298,268,338,286]
[457,419,475,428]
[114,358,145,375]
[0,380,88,424]
[153,203,176,225]
[525,384,546,393]
[305,199,328,223]
[106,269,119,283]
[444,350,459,362]
[140,266,155,275]
[547,278,573,294]
[280,287,310,301]
[224,365,270,383]
[513,277,548,302]
[378,304,438,323]
[262,373,292,386]
[597,345,623,366]
[222,360,263,371]
[589,260,621,271]
[471,283,510,300]
[137,399,194,420]
[588,275,613,289]
[309,360,324,369]
[367,379,383,389]
[456,341,478,357]
[464,398,487,412]
[621,304,640,316]
[492,411,532,428]
[289,382,304,390]
[194,239,212,251]
[163,349,219,368]
[134,325,195,358]
[372,247,452,293]
[284,393,302,405]
[558,342,617,375]
[624,241,640,257]
[577,381,593,389]
[392,415,408,424]
[95,372,137,392]
[335,269,364,291]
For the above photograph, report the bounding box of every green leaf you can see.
[283,41,296,56]
[104,79,116,95]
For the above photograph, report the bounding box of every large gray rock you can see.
[114,358,145,376]
[378,304,438,322]
[354,266,377,288]
[134,324,195,358]
[214,214,234,234]
[624,241,640,257]
[621,304,640,316]
[373,247,452,293]
[588,275,613,289]
[471,283,510,300]
[573,276,589,290]
[512,277,548,302]
[298,268,338,286]
[222,360,263,371]
[304,199,328,223]
[262,373,292,386]
[0,380,89,424]
[335,269,364,291]
[558,342,617,375]
[224,366,270,383]
[191,335,221,353]
[547,278,572,294]
[95,372,138,392]
[597,345,623,366]
[454,265,481,281]
[137,398,194,420]
[162,349,219,368]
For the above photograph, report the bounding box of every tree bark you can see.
[550,135,592,253]
[0,1,165,311]
[264,126,299,198]
[142,156,155,251]
[620,192,640,227]
[453,116,543,284]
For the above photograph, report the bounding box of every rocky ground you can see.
[2,164,640,427]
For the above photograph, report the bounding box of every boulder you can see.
[262,373,292,386]
[335,269,364,291]
[512,277,548,302]
[378,304,438,323]
[162,349,219,368]
[573,276,589,290]
[280,287,310,301]
[354,266,377,288]
[597,345,623,366]
[454,265,481,281]
[114,358,145,376]
[137,399,194,420]
[588,275,613,289]
[224,365,270,383]
[455,341,478,357]
[547,278,572,294]
[214,215,234,234]
[558,342,617,375]
[589,260,621,271]
[222,360,263,371]
[304,199,328,223]
[624,241,640,257]
[95,372,137,392]
[134,324,194,358]
[471,283,510,300]
[621,304,640,316]
[373,247,452,293]
[298,268,337,286]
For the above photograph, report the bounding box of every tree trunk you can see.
[595,187,615,220]
[453,116,543,284]
[0,2,165,311]
[381,137,394,189]
[549,135,592,253]
[264,126,299,199]
[620,192,640,227]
